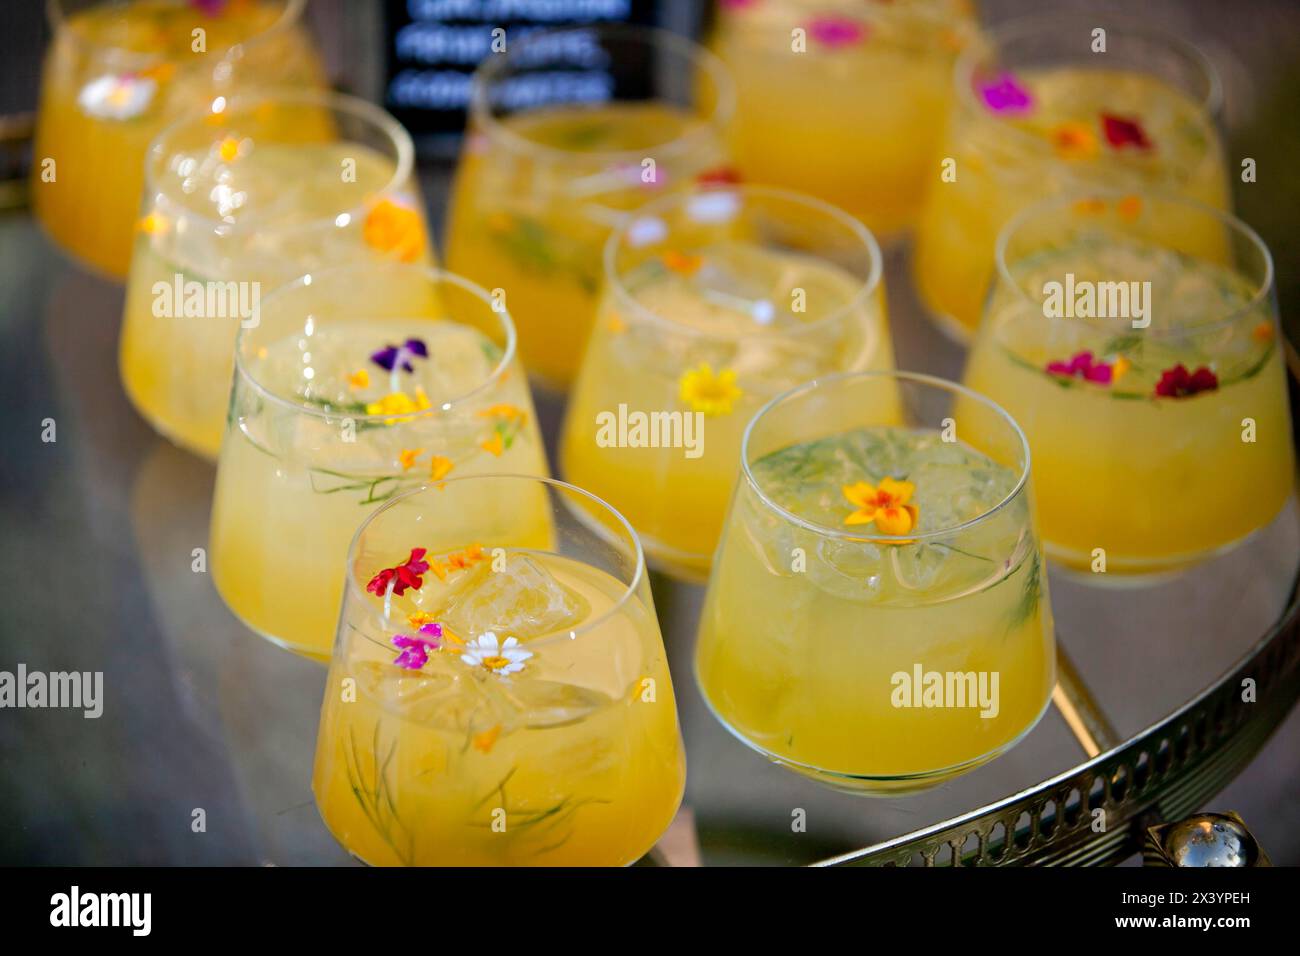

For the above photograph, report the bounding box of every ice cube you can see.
[436,554,591,641]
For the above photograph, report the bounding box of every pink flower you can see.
[1154,364,1218,398]
[366,548,430,598]
[978,72,1034,115]
[1046,351,1114,385]
[392,624,442,670]
[808,16,867,48]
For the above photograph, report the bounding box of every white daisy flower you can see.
[460,631,531,676]
[78,74,157,121]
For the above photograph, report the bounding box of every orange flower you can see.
[1051,122,1097,160]
[661,250,703,275]
[481,431,505,457]
[1253,321,1275,343]
[1117,195,1143,222]
[218,136,241,163]
[477,404,528,426]
[137,212,169,236]
[472,724,502,753]
[398,448,423,471]
[363,198,425,263]
[1111,356,1132,383]
[842,477,919,535]
[1071,197,1106,217]
[406,610,439,630]
[429,455,454,480]
[347,368,369,390]
[426,557,450,581]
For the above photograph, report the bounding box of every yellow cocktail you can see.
[913,17,1228,339]
[562,185,893,580]
[209,265,547,660]
[313,476,685,866]
[444,24,734,390]
[711,0,977,238]
[32,0,324,278]
[119,91,429,459]
[963,193,1294,576]
[696,372,1055,792]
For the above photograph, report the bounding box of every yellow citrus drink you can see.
[914,22,1228,339]
[445,26,733,390]
[562,186,892,579]
[32,0,323,278]
[711,0,977,238]
[313,475,685,866]
[119,93,429,459]
[210,267,547,660]
[963,195,1294,575]
[696,373,1054,791]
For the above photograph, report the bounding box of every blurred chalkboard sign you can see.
[382,0,666,154]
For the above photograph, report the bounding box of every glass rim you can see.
[739,370,1032,543]
[233,264,517,425]
[343,474,647,648]
[953,13,1224,154]
[143,87,415,237]
[47,0,308,69]
[468,22,736,164]
[603,183,884,343]
[993,189,1275,339]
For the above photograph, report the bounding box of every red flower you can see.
[1154,364,1218,398]
[1101,113,1152,150]
[366,548,430,597]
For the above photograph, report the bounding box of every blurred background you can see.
[1,0,1298,865]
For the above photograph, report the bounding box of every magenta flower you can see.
[370,338,428,373]
[1101,113,1153,150]
[978,72,1034,115]
[392,624,442,670]
[808,16,867,49]
[1155,364,1218,398]
[1046,351,1114,385]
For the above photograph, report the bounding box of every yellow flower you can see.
[365,387,431,421]
[398,448,424,471]
[1111,356,1131,382]
[137,212,169,236]
[679,363,743,417]
[481,431,505,457]
[363,198,425,263]
[842,477,919,535]
[477,404,527,425]
[347,368,369,390]
[1051,122,1097,160]
[218,136,241,163]
[429,455,454,480]
[407,611,439,630]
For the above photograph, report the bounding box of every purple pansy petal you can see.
[404,338,428,358]
[979,72,1034,115]
[371,345,399,371]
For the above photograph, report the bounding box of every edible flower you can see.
[978,72,1033,115]
[363,198,426,263]
[1101,113,1152,150]
[695,166,742,185]
[679,363,743,416]
[661,250,703,275]
[843,478,919,535]
[1253,321,1275,343]
[1155,364,1218,398]
[392,626,441,670]
[1046,351,1116,385]
[461,632,532,676]
[407,610,439,630]
[370,338,428,373]
[218,136,241,162]
[365,386,431,419]
[477,404,528,426]
[366,548,430,598]
[347,368,369,390]
[1051,122,1098,159]
[1117,195,1143,221]
[808,16,867,48]
[429,455,454,480]
[472,725,503,753]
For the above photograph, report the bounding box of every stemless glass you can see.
[696,371,1055,793]
[964,192,1295,577]
[710,0,978,239]
[561,183,893,581]
[313,475,686,866]
[209,264,548,661]
[444,23,735,391]
[119,90,429,459]
[32,0,325,278]
[913,15,1228,341]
